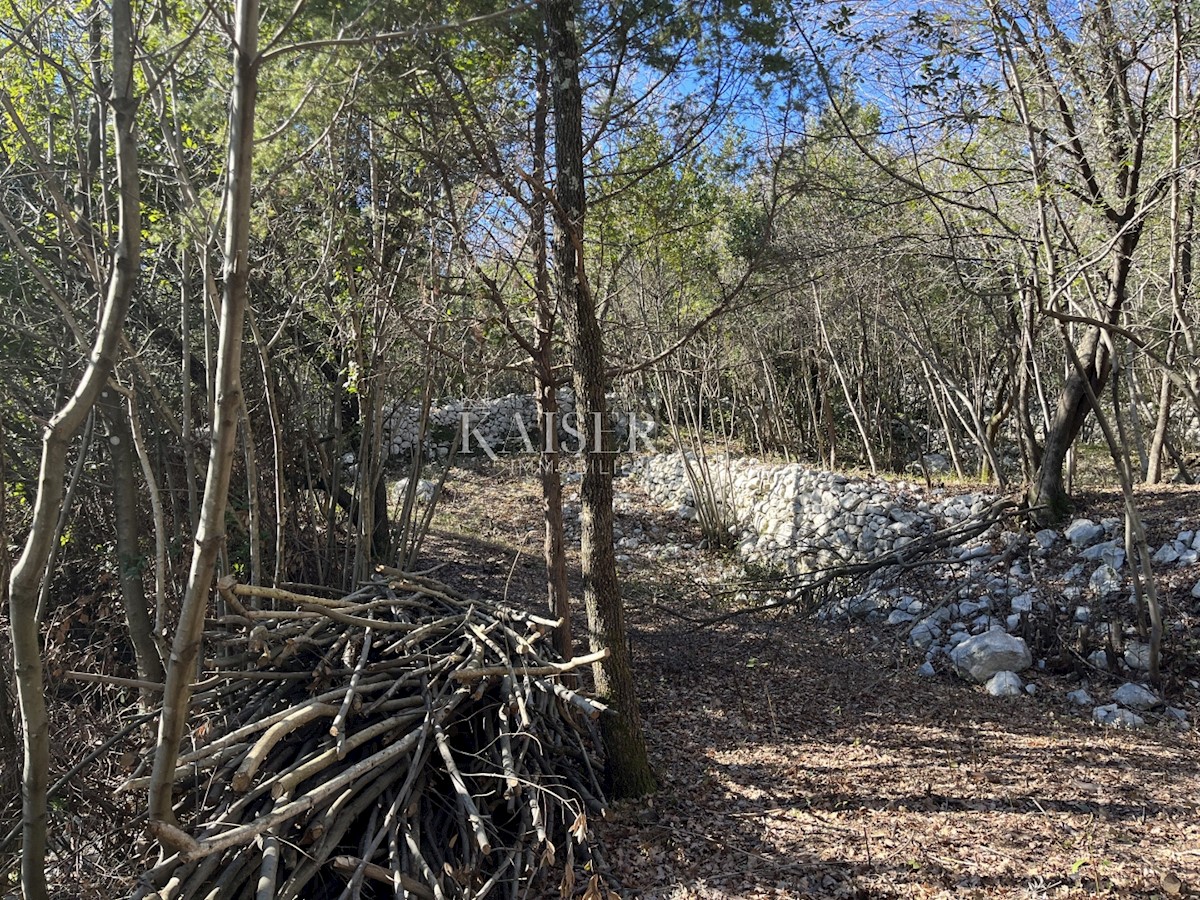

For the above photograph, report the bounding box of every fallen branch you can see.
[450,647,609,683]
[329,855,434,899]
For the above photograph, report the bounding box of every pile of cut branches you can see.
[127,567,610,899]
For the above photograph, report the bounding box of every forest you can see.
[2,0,1199,896]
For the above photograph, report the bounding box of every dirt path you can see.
[422,466,1200,899]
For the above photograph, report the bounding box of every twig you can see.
[330,855,434,899]
[255,835,279,900]
[233,703,340,792]
[61,670,163,692]
[434,722,492,855]
[450,648,609,683]
[333,625,373,758]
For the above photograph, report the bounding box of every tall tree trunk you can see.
[1030,235,1137,523]
[125,388,170,649]
[532,51,572,660]
[978,382,1012,484]
[149,0,259,831]
[5,1,140,892]
[813,286,876,473]
[1121,346,1150,479]
[545,0,655,798]
[1031,330,1105,523]
[1151,3,1187,485]
[536,375,572,660]
[1147,350,1175,484]
[180,246,201,532]
[248,313,289,584]
[1015,282,1043,479]
[0,411,18,766]
[100,390,165,704]
[238,401,263,585]
[818,356,837,468]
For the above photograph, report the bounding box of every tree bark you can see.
[1015,282,1043,480]
[5,1,140,892]
[536,370,572,660]
[1031,331,1104,522]
[149,0,259,829]
[1147,357,1174,484]
[1030,236,1137,523]
[124,388,170,650]
[1151,2,1187,485]
[100,389,165,704]
[545,0,655,798]
[0,410,17,764]
[532,51,573,661]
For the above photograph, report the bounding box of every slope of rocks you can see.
[627,452,1199,730]
[382,391,649,460]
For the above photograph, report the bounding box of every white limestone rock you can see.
[1089,564,1121,596]
[958,598,990,618]
[396,477,437,503]
[1124,642,1151,672]
[985,670,1024,697]
[1066,518,1105,548]
[951,631,1033,683]
[1080,541,1125,570]
[1154,544,1181,565]
[1093,704,1145,728]
[910,620,941,650]
[1034,529,1058,550]
[922,453,951,473]
[956,545,992,561]
[1113,682,1158,710]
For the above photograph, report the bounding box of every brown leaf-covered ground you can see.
[423,464,1200,900]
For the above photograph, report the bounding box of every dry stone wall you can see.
[382,391,651,460]
[627,452,1192,728]
[628,452,995,576]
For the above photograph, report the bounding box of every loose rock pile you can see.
[383,392,652,461]
[384,394,548,460]
[628,452,1196,729]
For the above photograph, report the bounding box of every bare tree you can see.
[4,0,140,892]
[545,0,655,798]
[149,0,259,832]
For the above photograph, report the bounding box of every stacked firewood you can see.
[126,567,609,899]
